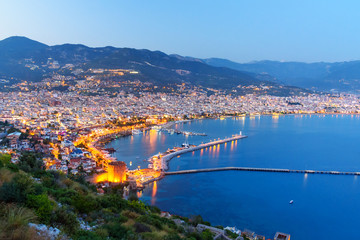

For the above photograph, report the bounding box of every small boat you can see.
[289,200,294,204]
[132,129,141,135]
[182,143,190,148]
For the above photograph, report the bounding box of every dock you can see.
[160,135,247,170]
[164,167,360,176]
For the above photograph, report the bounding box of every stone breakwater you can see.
[160,135,247,171]
[164,167,360,176]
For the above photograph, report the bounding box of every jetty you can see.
[160,134,247,170]
[164,167,360,176]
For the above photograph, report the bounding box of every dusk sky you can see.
[1,0,360,63]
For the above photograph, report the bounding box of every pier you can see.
[164,167,360,176]
[160,134,247,170]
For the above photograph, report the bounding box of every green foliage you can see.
[0,153,11,166]
[51,207,79,235]
[164,233,182,240]
[136,213,177,231]
[185,231,202,240]
[137,214,163,230]
[201,229,213,240]
[103,222,135,240]
[148,205,161,214]
[74,230,105,240]
[18,152,44,173]
[0,172,35,203]
[6,162,19,172]
[72,194,99,214]
[0,181,24,203]
[26,194,54,223]
[0,149,223,240]
[0,203,38,240]
[100,194,129,211]
[225,229,239,239]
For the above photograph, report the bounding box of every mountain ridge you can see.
[0,36,308,95]
[204,58,360,92]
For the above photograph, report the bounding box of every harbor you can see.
[158,134,247,171]
[106,115,360,239]
[130,133,248,188]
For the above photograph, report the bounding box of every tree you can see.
[18,152,44,173]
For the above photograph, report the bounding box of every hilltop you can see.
[0,36,308,96]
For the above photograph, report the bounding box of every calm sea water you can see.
[106,115,360,239]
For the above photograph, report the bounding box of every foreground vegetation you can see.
[0,152,231,240]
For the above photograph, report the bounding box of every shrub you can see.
[100,194,129,210]
[136,214,163,230]
[0,181,24,203]
[0,154,11,165]
[104,222,134,239]
[6,163,19,172]
[225,229,239,239]
[148,205,161,214]
[201,229,213,240]
[51,207,79,234]
[94,228,109,238]
[72,194,99,214]
[164,233,182,240]
[128,200,148,214]
[18,152,44,173]
[74,230,104,240]
[0,173,35,203]
[122,210,140,219]
[134,222,152,233]
[26,194,54,223]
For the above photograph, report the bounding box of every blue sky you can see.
[0,0,359,63]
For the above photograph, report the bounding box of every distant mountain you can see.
[0,36,308,95]
[0,37,49,81]
[204,58,360,93]
[0,36,48,57]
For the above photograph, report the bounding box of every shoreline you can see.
[99,113,360,186]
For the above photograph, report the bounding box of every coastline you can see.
[95,113,360,186]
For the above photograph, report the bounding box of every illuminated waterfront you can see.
[109,115,360,239]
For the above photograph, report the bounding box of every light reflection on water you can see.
[108,115,360,239]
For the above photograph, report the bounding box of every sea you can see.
[105,115,360,239]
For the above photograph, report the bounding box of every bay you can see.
[106,115,360,239]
